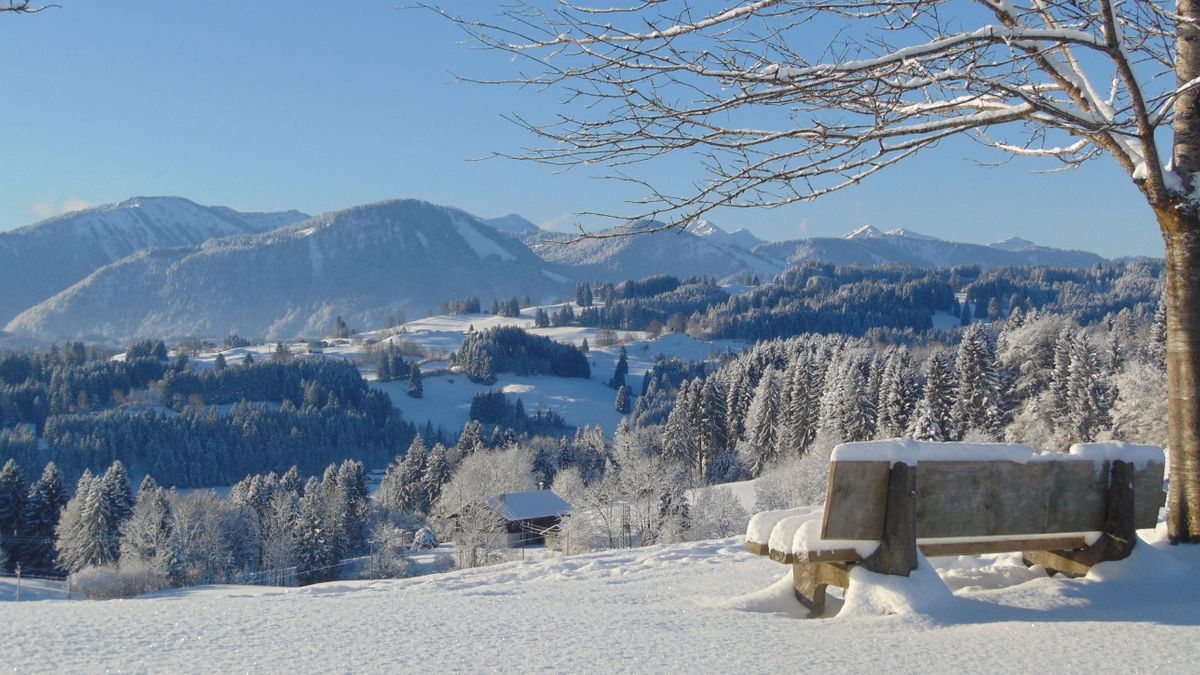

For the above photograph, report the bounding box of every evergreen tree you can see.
[698,378,729,456]
[398,436,430,513]
[261,489,298,584]
[119,485,178,581]
[319,465,351,560]
[408,365,423,399]
[377,353,393,382]
[614,384,631,414]
[1065,333,1112,442]
[457,420,486,453]
[1048,327,1075,424]
[580,338,590,353]
[663,383,701,474]
[56,472,118,573]
[294,479,336,585]
[725,364,752,443]
[609,346,628,389]
[951,324,1005,439]
[876,347,916,439]
[101,461,135,527]
[908,351,955,442]
[214,352,227,371]
[743,367,782,475]
[337,460,369,551]
[421,443,452,509]
[0,459,26,570]
[333,315,351,339]
[21,462,68,573]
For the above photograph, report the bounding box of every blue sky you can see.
[0,1,1165,257]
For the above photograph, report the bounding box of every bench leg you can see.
[792,562,851,619]
[792,562,828,618]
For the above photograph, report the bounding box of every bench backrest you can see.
[821,441,1165,541]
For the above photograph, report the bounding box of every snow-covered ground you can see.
[3,523,1198,671]
[179,306,748,436]
[370,312,746,434]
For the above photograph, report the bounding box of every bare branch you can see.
[433,0,1181,231]
[0,1,57,13]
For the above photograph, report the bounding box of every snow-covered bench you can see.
[745,440,1166,618]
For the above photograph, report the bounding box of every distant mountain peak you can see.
[990,236,1039,252]
[688,219,764,249]
[484,213,541,236]
[846,224,883,239]
[885,228,941,241]
[686,219,723,237]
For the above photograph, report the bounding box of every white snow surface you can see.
[766,512,880,559]
[4,523,1200,671]
[486,490,572,521]
[830,439,1166,467]
[450,212,516,261]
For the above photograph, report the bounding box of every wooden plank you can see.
[767,547,864,565]
[745,541,771,557]
[821,458,1166,541]
[820,460,889,540]
[917,535,1087,558]
[1133,462,1167,528]
[1023,549,1092,577]
[861,462,918,576]
[795,548,865,564]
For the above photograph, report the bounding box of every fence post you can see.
[15,563,20,602]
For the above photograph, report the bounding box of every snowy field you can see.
[180,306,749,436]
[3,523,1198,672]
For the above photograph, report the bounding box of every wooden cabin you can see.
[485,490,572,547]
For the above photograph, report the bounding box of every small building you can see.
[485,490,572,548]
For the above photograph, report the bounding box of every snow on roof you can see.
[486,490,573,522]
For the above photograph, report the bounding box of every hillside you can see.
[531,221,783,282]
[6,200,568,342]
[2,524,1196,671]
[0,196,308,326]
[755,225,1106,269]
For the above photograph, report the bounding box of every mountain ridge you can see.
[0,196,309,326]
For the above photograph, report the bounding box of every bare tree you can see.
[438,0,1200,543]
[0,2,56,13]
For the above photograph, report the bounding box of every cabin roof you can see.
[486,490,572,522]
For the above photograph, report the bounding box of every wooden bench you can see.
[745,440,1166,618]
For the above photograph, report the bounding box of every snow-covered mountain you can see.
[484,213,542,237]
[754,226,1105,269]
[686,220,765,250]
[530,221,783,283]
[0,196,309,326]
[6,200,569,342]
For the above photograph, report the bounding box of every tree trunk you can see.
[1163,0,1200,543]
[1162,222,1200,543]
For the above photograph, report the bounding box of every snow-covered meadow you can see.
[185,305,749,436]
[2,523,1197,672]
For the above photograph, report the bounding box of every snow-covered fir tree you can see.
[951,324,1005,439]
[0,459,26,570]
[908,350,955,442]
[742,366,782,475]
